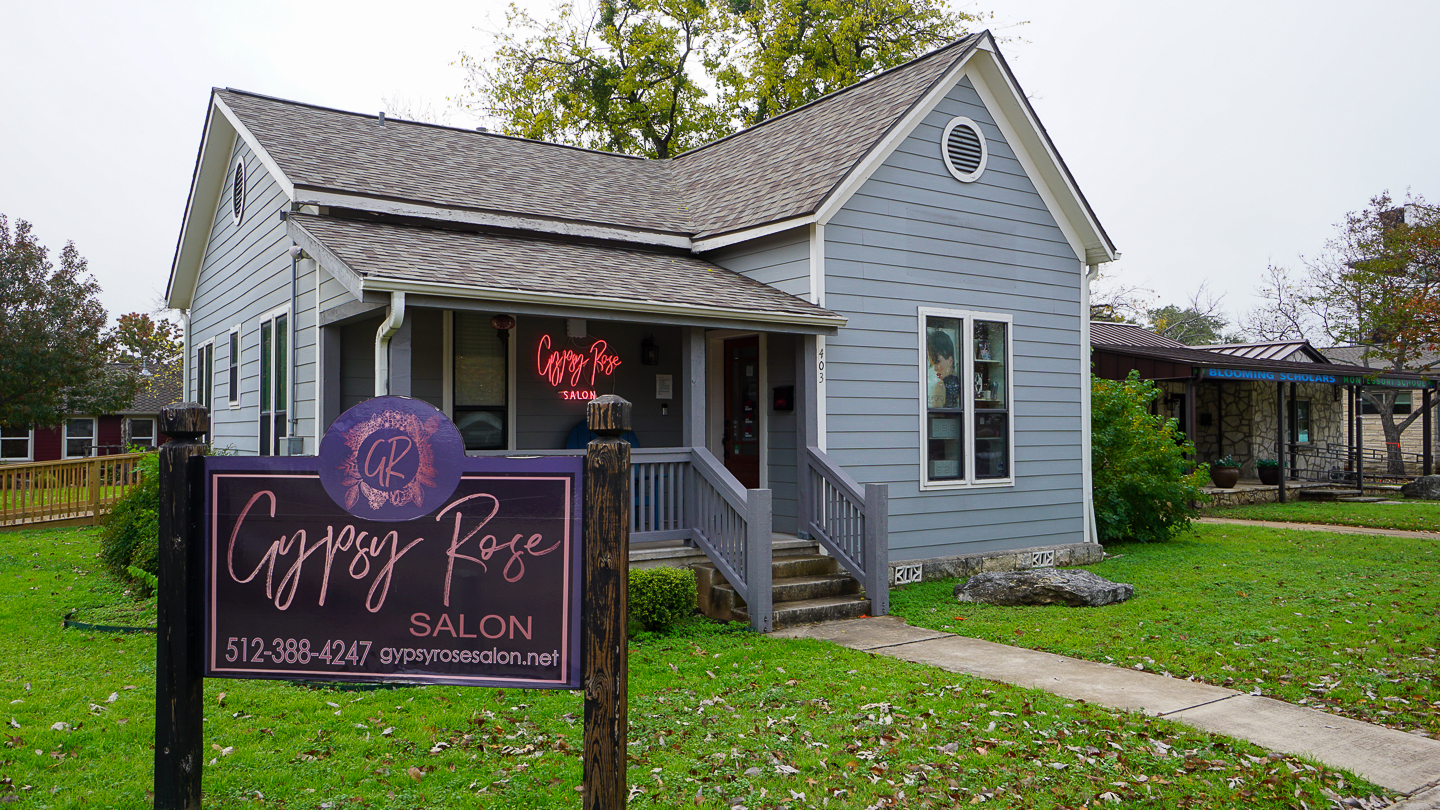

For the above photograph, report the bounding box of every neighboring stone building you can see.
[1322,346,1439,471]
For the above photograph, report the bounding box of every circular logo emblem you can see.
[318,396,465,521]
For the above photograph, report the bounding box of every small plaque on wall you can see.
[655,374,673,400]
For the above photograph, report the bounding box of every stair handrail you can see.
[805,446,889,616]
[688,447,772,632]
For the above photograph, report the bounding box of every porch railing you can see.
[1,453,148,528]
[631,447,772,632]
[803,447,890,615]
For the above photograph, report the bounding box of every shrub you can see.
[1091,371,1209,543]
[99,452,159,582]
[628,567,696,634]
[1255,458,1280,468]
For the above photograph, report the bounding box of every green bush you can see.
[1091,371,1209,543]
[628,567,696,634]
[99,452,159,582]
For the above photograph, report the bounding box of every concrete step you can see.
[1298,488,1363,501]
[710,572,860,608]
[1338,496,1390,503]
[735,594,872,630]
[629,535,817,569]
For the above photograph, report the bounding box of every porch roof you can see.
[289,213,846,332]
[1092,342,1433,389]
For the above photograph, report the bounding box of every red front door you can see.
[723,336,761,490]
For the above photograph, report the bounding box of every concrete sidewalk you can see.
[1197,516,1440,539]
[774,616,1440,802]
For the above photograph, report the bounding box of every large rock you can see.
[1400,475,1440,501]
[954,569,1133,607]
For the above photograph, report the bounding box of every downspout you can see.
[1081,263,1100,544]
[313,259,322,439]
[289,249,300,451]
[374,291,406,396]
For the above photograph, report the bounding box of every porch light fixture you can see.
[641,335,659,365]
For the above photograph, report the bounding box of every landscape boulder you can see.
[1399,475,1440,501]
[954,569,1133,607]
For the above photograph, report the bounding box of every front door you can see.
[723,336,761,489]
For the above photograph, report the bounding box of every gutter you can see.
[374,291,405,396]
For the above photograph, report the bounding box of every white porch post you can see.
[796,335,820,541]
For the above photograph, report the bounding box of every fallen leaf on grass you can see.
[50,722,70,732]
[407,766,424,781]
[106,693,118,704]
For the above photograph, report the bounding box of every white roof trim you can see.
[286,219,364,302]
[297,189,693,250]
[691,215,814,253]
[212,95,295,200]
[359,276,848,330]
[813,33,1116,266]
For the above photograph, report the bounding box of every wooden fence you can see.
[0,453,148,528]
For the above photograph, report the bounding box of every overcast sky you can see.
[4,0,1438,337]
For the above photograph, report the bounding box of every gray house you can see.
[166,32,1116,627]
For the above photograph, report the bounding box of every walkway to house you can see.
[1197,516,1440,539]
[774,616,1440,806]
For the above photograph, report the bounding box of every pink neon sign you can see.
[535,335,622,400]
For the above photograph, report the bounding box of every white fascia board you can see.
[212,95,296,200]
[295,189,693,251]
[690,215,815,253]
[285,220,365,302]
[166,101,235,309]
[813,37,985,225]
[360,276,848,331]
[968,53,1117,266]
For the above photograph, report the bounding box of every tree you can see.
[0,215,135,428]
[114,312,182,367]
[1091,371,1209,543]
[1244,192,1440,474]
[456,0,982,159]
[1146,283,1245,346]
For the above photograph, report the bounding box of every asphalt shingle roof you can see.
[289,214,841,323]
[216,34,980,242]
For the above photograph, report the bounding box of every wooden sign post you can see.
[582,395,631,809]
[154,395,630,808]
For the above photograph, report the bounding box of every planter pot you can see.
[1210,466,1240,489]
[1257,466,1280,486]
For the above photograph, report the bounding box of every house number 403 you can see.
[816,347,825,384]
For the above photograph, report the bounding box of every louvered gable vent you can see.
[941,117,987,182]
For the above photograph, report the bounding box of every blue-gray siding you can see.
[708,228,811,300]
[824,75,1087,559]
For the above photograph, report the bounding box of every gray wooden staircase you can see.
[693,549,872,630]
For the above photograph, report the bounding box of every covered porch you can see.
[293,214,890,630]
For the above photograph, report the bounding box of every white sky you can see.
[3,0,1438,334]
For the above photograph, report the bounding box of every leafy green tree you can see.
[1146,304,1244,346]
[0,215,135,428]
[1091,371,1209,543]
[1244,192,1440,474]
[113,312,182,367]
[457,0,981,158]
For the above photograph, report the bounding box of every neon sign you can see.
[536,335,622,400]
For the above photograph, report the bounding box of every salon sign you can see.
[204,396,582,688]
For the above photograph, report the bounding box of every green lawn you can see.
[0,527,1394,808]
[891,522,1440,738]
[1207,499,1440,533]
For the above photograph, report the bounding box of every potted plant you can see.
[1255,457,1281,486]
[1210,455,1240,489]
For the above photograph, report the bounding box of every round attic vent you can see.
[231,160,246,225]
[941,117,987,182]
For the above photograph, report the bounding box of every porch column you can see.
[1276,381,1287,504]
[388,316,414,397]
[681,327,706,447]
[319,324,343,433]
[1184,378,1197,455]
[795,335,820,541]
[1424,386,1433,476]
[1356,387,1365,490]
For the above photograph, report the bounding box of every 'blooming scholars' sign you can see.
[204,396,582,688]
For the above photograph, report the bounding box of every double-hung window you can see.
[127,418,156,451]
[228,328,240,406]
[259,311,288,456]
[1,426,33,461]
[65,418,97,459]
[919,308,1013,488]
[196,341,214,412]
[452,311,508,451]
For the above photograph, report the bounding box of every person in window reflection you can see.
[926,330,961,408]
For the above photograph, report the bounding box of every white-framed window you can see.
[127,418,156,451]
[451,311,509,451]
[65,417,97,459]
[258,309,289,456]
[196,340,214,412]
[1,426,33,461]
[227,327,241,406]
[918,307,1014,488]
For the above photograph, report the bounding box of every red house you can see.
[0,361,182,463]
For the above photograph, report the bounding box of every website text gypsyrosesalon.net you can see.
[206,470,578,686]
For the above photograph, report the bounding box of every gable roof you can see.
[1200,341,1329,363]
[1089,321,1188,348]
[169,32,1117,308]
[1322,345,1440,372]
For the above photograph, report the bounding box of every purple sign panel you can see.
[204,397,582,688]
